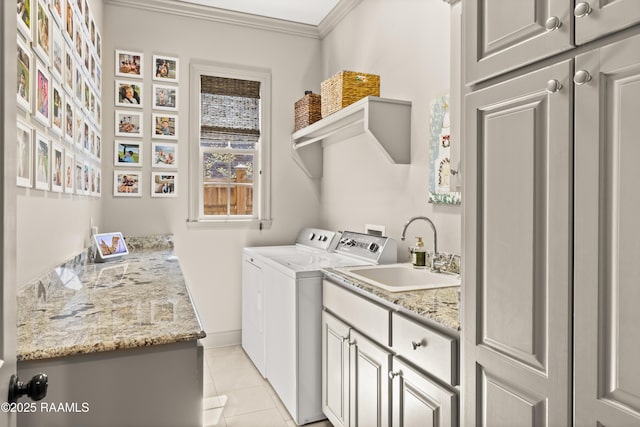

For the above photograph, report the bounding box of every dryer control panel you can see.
[335,231,397,264]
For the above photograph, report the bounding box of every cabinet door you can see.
[350,330,392,427]
[241,255,265,376]
[463,59,572,426]
[322,311,351,427]
[574,0,640,45]
[464,0,572,84]
[390,358,457,427]
[574,33,640,427]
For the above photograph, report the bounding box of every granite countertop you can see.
[17,238,206,361]
[323,267,460,332]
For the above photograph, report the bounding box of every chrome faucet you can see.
[401,216,438,270]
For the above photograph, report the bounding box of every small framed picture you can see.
[64,0,73,43]
[74,66,82,103]
[51,142,64,192]
[51,81,64,136]
[34,131,50,191]
[151,172,177,198]
[17,37,32,112]
[96,29,101,59]
[34,0,51,64]
[17,0,33,42]
[73,14,82,59]
[95,168,102,196]
[115,140,142,167]
[50,0,64,26]
[115,80,142,107]
[74,111,83,148]
[114,170,141,197]
[34,61,50,126]
[153,54,178,82]
[74,157,83,194]
[152,113,178,139]
[152,84,178,111]
[82,161,90,193]
[115,110,143,137]
[64,151,74,193]
[64,97,74,143]
[63,43,74,94]
[152,142,178,168]
[51,23,64,81]
[90,164,97,196]
[17,119,33,188]
[115,49,143,79]
[82,120,90,153]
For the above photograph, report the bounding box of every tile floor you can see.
[202,345,334,427]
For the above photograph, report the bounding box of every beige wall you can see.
[319,0,461,257]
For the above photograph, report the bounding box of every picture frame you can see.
[64,151,74,193]
[153,54,178,82]
[17,37,32,112]
[51,80,64,136]
[51,142,64,192]
[50,0,64,27]
[51,22,64,81]
[428,94,461,205]
[82,161,90,194]
[63,42,74,94]
[74,110,83,148]
[95,29,101,60]
[151,142,178,169]
[74,157,83,195]
[17,119,33,188]
[34,0,51,64]
[34,61,50,126]
[115,140,142,167]
[152,113,178,139]
[17,0,33,42]
[64,0,73,44]
[152,84,178,111]
[115,110,143,137]
[90,164,97,196]
[34,131,50,191]
[151,172,177,198]
[115,50,143,79]
[64,98,74,143]
[74,66,82,103]
[95,168,102,196]
[82,120,90,153]
[73,14,82,60]
[113,170,141,197]
[95,134,102,161]
[115,79,142,108]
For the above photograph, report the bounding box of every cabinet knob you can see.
[388,371,402,380]
[573,70,592,85]
[574,2,592,18]
[411,340,425,350]
[348,340,356,347]
[8,374,48,404]
[546,79,563,93]
[544,16,562,31]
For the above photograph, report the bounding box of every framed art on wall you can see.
[152,113,178,139]
[64,98,74,143]
[51,81,64,136]
[114,170,141,197]
[17,119,33,188]
[151,173,177,198]
[115,140,142,167]
[35,131,50,190]
[18,0,33,42]
[74,157,83,195]
[34,0,51,64]
[51,21,64,81]
[115,110,143,137]
[152,84,178,111]
[115,49,143,79]
[51,142,64,192]
[64,151,74,193]
[17,37,32,112]
[153,54,178,82]
[151,142,177,168]
[34,61,50,126]
[115,80,142,107]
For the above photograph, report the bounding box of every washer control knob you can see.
[309,232,316,240]
[368,243,380,252]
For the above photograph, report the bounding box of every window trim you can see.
[188,61,272,229]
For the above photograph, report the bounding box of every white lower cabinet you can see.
[322,280,459,427]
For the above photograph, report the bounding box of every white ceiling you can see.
[176,0,341,26]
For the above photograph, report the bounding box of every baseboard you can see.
[199,329,241,349]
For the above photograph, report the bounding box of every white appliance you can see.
[242,228,397,425]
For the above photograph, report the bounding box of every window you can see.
[189,62,271,228]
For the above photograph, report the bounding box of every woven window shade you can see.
[200,75,261,143]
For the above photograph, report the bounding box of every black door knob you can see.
[7,373,48,404]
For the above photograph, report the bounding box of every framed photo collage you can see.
[17,0,103,196]
[114,50,179,198]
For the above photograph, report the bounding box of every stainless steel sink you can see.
[339,263,460,292]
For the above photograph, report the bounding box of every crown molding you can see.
[318,0,363,38]
[104,0,322,38]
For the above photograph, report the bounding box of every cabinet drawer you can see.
[391,312,457,386]
[323,280,390,346]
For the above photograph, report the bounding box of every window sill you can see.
[186,218,272,230]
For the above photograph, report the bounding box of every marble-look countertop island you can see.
[323,267,460,332]
[17,236,206,361]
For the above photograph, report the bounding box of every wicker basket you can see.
[321,71,380,118]
[294,91,322,131]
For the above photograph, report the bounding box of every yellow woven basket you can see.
[321,71,380,118]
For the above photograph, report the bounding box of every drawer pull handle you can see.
[574,2,592,18]
[574,70,592,85]
[411,340,425,350]
[544,16,562,31]
[388,371,402,380]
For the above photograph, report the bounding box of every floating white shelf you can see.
[291,96,412,178]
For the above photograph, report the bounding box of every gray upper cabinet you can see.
[574,0,640,45]
[573,33,640,427]
[463,59,573,426]
[464,0,572,84]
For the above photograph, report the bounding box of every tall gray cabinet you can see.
[462,1,640,426]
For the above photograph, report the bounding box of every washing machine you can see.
[242,228,397,425]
